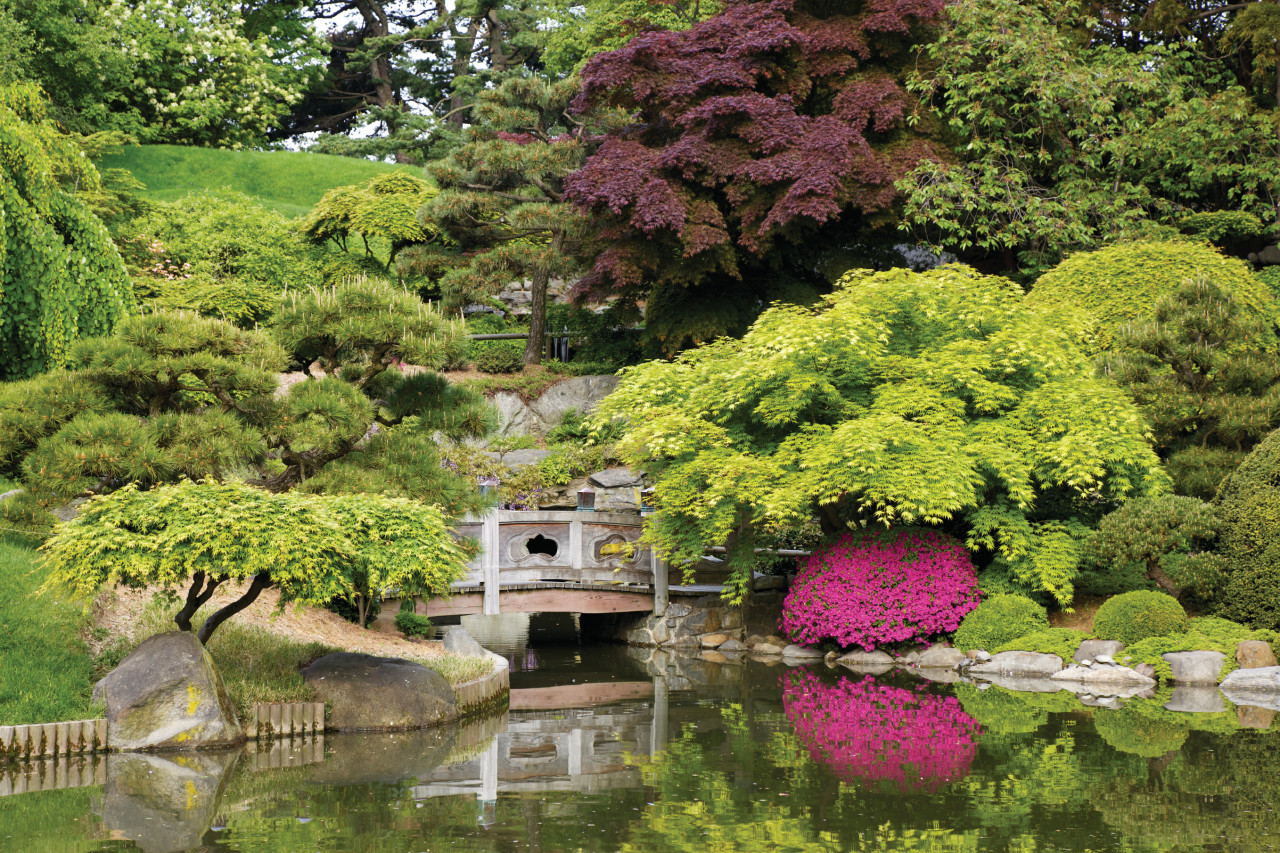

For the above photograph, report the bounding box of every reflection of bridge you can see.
[408,682,667,801]
[428,510,673,617]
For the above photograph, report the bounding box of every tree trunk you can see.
[523,232,563,365]
[196,573,274,644]
[173,571,223,633]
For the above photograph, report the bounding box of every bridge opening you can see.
[525,534,559,558]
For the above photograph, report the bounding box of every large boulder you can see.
[1162,651,1226,685]
[303,653,457,731]
[93,632,244,751]
[916,645,968,669]
[1219,665,1280,696]
[966,651,1064,678]
[442,626,487,658]
[1236,640,1279,669]
[836,650,895,666]
[1050,663,1156,690]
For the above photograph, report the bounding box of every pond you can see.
[2,613,1278,852]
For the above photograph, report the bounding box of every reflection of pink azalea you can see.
[783,673,980,792]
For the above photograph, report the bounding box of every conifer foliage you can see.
[412,77,596,364]
[566,0,946,351]
[0,278,493,535]
[0,83,134,380]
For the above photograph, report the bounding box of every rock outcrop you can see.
[93,632,244,751]
[1162,651,1225,685]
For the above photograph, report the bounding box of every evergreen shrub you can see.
[1092,590,1187,646]
[394,607,434,639]
[1123,616,1280,682]
[953,594,1048,651]
[1214,428,1280,629]
[992,628,1091,660]
[780,529,981,651]
[474,342,525,374]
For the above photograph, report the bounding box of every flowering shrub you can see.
[780,529,981,650]
[783,672,980,791]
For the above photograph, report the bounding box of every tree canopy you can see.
[41,479,470,642]
[566,0,947,353]
[0,82,134,380]
[593,265,1167,603]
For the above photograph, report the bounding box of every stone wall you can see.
[581,595,745,649]
[490,375,619,437]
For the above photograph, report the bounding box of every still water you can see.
[2,613,1278,853]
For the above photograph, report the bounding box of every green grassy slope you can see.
[97,145,414,218]
[0,534,96,724]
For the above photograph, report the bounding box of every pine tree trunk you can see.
[524,268,548,365]
[196,573,273,644]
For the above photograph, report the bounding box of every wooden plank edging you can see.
[0,719,106,762]
[244,702,325,739]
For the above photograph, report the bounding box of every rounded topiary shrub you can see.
[780,529,981,651]
[1092,590,1188,645]
[1026,241,1277,353]
[473,341,525,374]
[1213,428,1280,629]
[952,594,1048,652]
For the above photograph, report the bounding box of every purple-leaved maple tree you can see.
[566,0,947,353]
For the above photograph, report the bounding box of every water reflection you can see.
[0,634,1278,852]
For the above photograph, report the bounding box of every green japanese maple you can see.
[593,265,1167,603]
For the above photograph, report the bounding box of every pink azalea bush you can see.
[780,529,981,650]
[783,672,980,792]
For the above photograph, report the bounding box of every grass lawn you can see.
[96,145,415,218]
[0,535,97,725]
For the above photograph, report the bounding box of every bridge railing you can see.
[449,509,667,615]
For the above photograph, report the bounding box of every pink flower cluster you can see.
[780,529,981,650]
[783,672,980,792]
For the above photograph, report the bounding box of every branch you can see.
[173,571,224,633]
[196,573,274,644]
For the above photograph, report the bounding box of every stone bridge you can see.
[425,510,681,618]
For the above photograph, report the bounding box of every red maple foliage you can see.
[566,0,946,349]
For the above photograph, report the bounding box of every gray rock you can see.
[916,645,968,669]
[1134,663,1157,680]
[967,651,1064,678]
[1074,639,1125,664]
[1219,665,1280,695]
[753,575,789,592]
[443,626,488,658]
[1236,640,1279,669]
[1164,685,1226,713]
[53,496,89,523]
[718,639,747,653]
[1094,654,1116,666]
[781,644,824,660]
[1050,664,1156,689]
[836,650,895,666]
[500,448,553,467]
[491,392,535,437]
[303,653,457,731]
[972,650,992,662]
[1257,243,1280,265]
[0,488,22,502]
[588,467,643,490]
[752,643,785,656]
[650,619,671,646]
[93,632,244,751]
[898,650,922,665]
[664,603,692,619]
[1163,651,1226,685]
[1078,695,1123,710]
[528,376,621,430]
[100,750,239,853]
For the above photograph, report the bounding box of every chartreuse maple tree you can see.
[592,265,1167,604]
[40,480,470,641]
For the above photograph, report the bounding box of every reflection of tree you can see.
[783,673,980,792]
